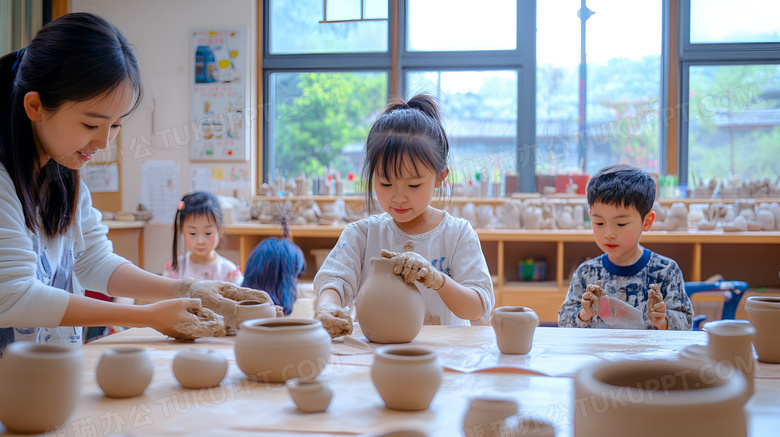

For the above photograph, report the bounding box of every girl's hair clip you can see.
[177,201,185,210]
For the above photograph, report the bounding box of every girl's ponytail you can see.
[406,93,443,124]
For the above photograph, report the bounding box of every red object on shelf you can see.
[554,174,589,195]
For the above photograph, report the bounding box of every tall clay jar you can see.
[490,306,539,354]
[371,345,442,411]
[96,347,154,398]
[575,359,748,437]
[744,296,780,363]
[703,320,756,399]
[356,257,425,344]
[0,342,83,434]
[235,318,331,383]
[462,398,519,437]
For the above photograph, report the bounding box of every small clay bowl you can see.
[173,348,228,389]
[286,377,333,413]
[96,347,153,398]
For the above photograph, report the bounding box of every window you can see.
[264,1,675,193]
[536,0,662,192]
[269,0,388,54]
[407,70,518,193]
[680,0,780,187]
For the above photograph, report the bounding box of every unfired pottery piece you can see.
[574,359,748,437]
[490,306,539,355]
[664,202,689,231]
[286,377,333,413]
[703,320,756,399]
[96,347,154,398]
[224,299,276,333]
[744,296,780,363]
[173,348,228,389]
[355,257,425,344]
[235,318,331,383]
[371,345,442,411]
[462,398,518,437]
[0,342,82,434]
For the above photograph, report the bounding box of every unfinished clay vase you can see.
[462,398,519,437]
[575,359,748,437]
[703,320,756,399]
[173,348,228,389]
[490,306,539,355]
[96,347,154,398]
[371,345,442,411]
[235,318,331,383]
[356,257,425,344]
[286,377,333,413]
[0,342,82,434]
[224,300,276,333]
[744,296,780,363]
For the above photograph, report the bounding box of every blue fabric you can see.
[0,328,14,356]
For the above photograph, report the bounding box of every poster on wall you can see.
[190,28,249,162]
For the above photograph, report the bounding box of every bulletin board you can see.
[190,27,250,162]
[83,132,122,212]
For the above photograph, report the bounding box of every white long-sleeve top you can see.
[314,211,495,326]
[0,162,129,347]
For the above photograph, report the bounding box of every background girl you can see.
[164,191,243,285]
[313,94,495,338]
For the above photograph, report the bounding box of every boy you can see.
[558,164,693,330]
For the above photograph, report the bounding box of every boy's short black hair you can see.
[586,164,655,218]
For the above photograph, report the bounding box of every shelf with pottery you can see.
[224,223,780,323]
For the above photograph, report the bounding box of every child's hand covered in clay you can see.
[315,302,353,339]
[646,284,667,330]
[380,249,445,290]
[579,281,603,322]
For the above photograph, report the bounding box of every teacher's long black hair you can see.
[0,12,143,237]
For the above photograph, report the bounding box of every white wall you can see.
[71,0,256,273]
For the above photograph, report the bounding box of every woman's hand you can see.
[145,298,226,339]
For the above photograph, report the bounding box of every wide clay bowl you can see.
[235,318,331,383]
[173,348,228,389]
[575,359,748,437]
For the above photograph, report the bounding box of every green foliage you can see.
[272,72,388,178]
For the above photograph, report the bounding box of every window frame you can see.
[677,0,780,185]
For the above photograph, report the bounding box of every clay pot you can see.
[225,300,277,332]
[173,348,228,389]
[490,306,539,355]
[235,318,331,383]
[286,377,333,413]
[744,296,780,363]
[703,320,756,398]
[355,257,425,344]
[0,342,82,433]
[575,359,748,437]
[756,208,775,230]
[371,345,442,411]
[96,347,154,398]
[462,398,519,437]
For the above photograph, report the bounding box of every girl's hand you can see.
[315,302,353,339]
[146,298,226,339]
[380,249,445,290]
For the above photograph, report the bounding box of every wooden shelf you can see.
[225,222,780,323]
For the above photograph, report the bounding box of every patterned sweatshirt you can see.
[558,248,693,330]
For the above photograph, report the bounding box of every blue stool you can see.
[685,280,749,330]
